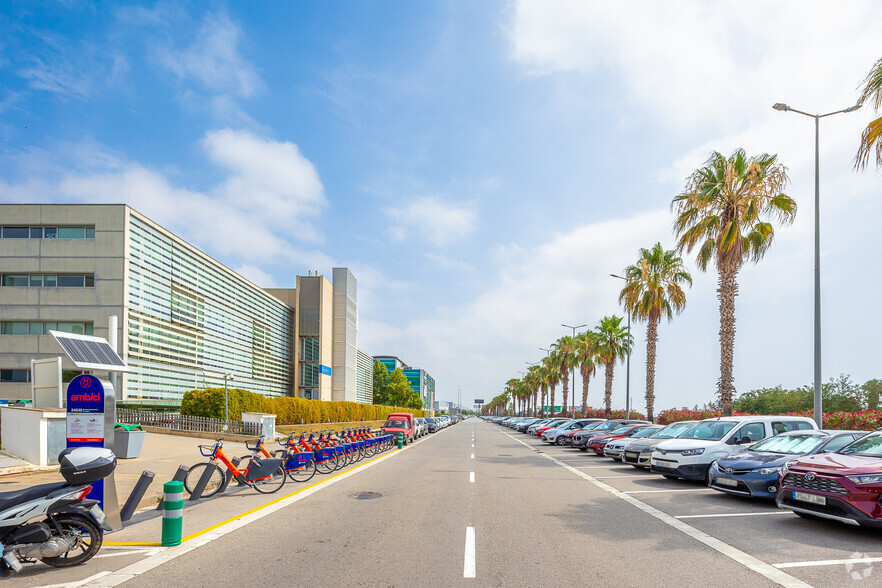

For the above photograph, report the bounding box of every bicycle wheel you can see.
[315,454,336,474]
[251,463,287,494]
[288,457,316,482]
[184,462,225,498]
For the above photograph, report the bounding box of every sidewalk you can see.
[0,432,249,513]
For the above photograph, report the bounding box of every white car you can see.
[650,415,817,482]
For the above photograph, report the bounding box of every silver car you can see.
[604,425,664,459]
[620,421,698,467]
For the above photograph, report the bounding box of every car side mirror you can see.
[738,437,752,445]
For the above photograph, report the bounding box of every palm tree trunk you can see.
[645,317,659,421]
[718,264,739,416]
[581,372,590,418]
[550,385,556,416]
[541,387,547,417]
[604,362,614,418]
[561,369,569,417]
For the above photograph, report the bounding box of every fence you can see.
[117,409,261,436]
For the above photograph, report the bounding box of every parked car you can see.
[621,421,698,467]
[776,429,882,526]
[558,421,606,446]
[415,418,428,438]
[708,430,866,499]
[425,417,438,433]
[542,419,605,445]
[572,420,651,450]
[604,425,664,459]
[382,413,417,444]
[526,419,556,435]
[586,424,653,455]
[650,415,818,482]
[515,418,544,432]
[534,419,570,437]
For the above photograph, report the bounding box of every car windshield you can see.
[839,431,882,457]
[384,420,406,428]
[609,426,633,435]
[425,418,435,423]
[631,426,663,438]
[651,422,695,439]
[594,421,621,432]
[582,422,603,430]
[749,434,825,454]
[678,421,738,441]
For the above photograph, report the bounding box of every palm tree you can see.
[574,330,598,417]
[672,148,794,416]
[542,353,560,416]
[554,335,578,417]
[595,315,632,418]
[619,243,692,421]
[526,365,542,416]
[535,364,549,417]
[855,56,882,170]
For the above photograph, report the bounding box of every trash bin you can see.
[114,424,145,459]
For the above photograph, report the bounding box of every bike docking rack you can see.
[105,428,400,547]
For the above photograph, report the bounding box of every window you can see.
[0,369,30,383]
[0,226,94,239]
[732,422,765,444]
[2,227,28,238]
[1,274,93,287]
[822,435,856,453]
[300,363,319,387]
[1,321,93,335]
[300,337,319,362]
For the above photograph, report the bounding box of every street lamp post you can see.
[223,372,234,431]
[562,323,587,417]
[610,274,632,419]
[773,100,861,427]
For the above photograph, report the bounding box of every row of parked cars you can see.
[484,414,882,528]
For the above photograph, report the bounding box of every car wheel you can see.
[556,437,567,446]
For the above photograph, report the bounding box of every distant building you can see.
[356,348,373,404]
[0,204,367,404]
[373,355,408,373]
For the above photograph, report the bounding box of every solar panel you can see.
[50,331,130,372]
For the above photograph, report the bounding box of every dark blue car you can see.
[708,430,868,499]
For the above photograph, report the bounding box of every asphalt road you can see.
[17,419,882,587]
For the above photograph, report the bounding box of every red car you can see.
[586,424,652,455]
[534,419,569,437]
[777,429,882,527]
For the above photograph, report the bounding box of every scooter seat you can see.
[0,482,71,512]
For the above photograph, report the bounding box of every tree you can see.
[387,368,415,407]
[855,56,882,170]
[372,361,391,405]
[619,243,692,421]
[863,379,882,410]
[554,335,578,416]
[672,148,795,416]
[595,315,632,418]
[542,353,560,415]
[526,364,543,416]
[574,331,598,417]
[535,364,549,416]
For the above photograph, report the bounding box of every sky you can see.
[1,1,881,412]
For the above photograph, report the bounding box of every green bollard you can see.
[397,432,403,449]
[161,480,184,546]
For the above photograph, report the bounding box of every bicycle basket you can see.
[198,444,217,457]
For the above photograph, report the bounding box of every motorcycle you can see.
[0,446,116,576]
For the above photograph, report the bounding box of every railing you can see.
[117,409,261,436]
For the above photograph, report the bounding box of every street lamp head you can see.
[845,102,863,112]
[224,372,234,380]
[772,103,789,111]
[610,273,625,280]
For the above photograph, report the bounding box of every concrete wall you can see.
[331,268,358,402]
[0,406,67,466]
[0,204,126,401]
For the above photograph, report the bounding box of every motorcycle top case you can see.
[58,447,117,484]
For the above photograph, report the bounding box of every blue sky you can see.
[2,1,881,411]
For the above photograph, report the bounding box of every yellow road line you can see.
[106,446,400,546]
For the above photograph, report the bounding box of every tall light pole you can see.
[773,100,861,427]
[610,274,632,419]
[223,372,234,431]
[562,323,587,418]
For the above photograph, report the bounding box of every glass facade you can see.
[1,274,94,287]
[356,348,373,404]
[1,321,93,335]
[125,214,294,401]
[0,226,95,239]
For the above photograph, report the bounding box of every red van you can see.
[382,413,416,445]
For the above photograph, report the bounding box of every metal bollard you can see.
[157,465,190,510]
[121,470,155,522]
[161,481,184,547]
[397,432,403,449]
[188,463,218,502]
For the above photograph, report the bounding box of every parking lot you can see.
[499,424,882,587]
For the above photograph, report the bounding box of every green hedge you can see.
[180,388,425,424]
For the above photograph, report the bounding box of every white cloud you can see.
[157,11,262,98]
[234,264,277,288]
[386,197,477,246]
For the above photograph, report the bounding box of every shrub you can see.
[180,388,425,424]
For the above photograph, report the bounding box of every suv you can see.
[650,415,817,482]
[777,429,882,526]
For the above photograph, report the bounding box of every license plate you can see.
[716,477,738,488]
[793,491,826,505]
